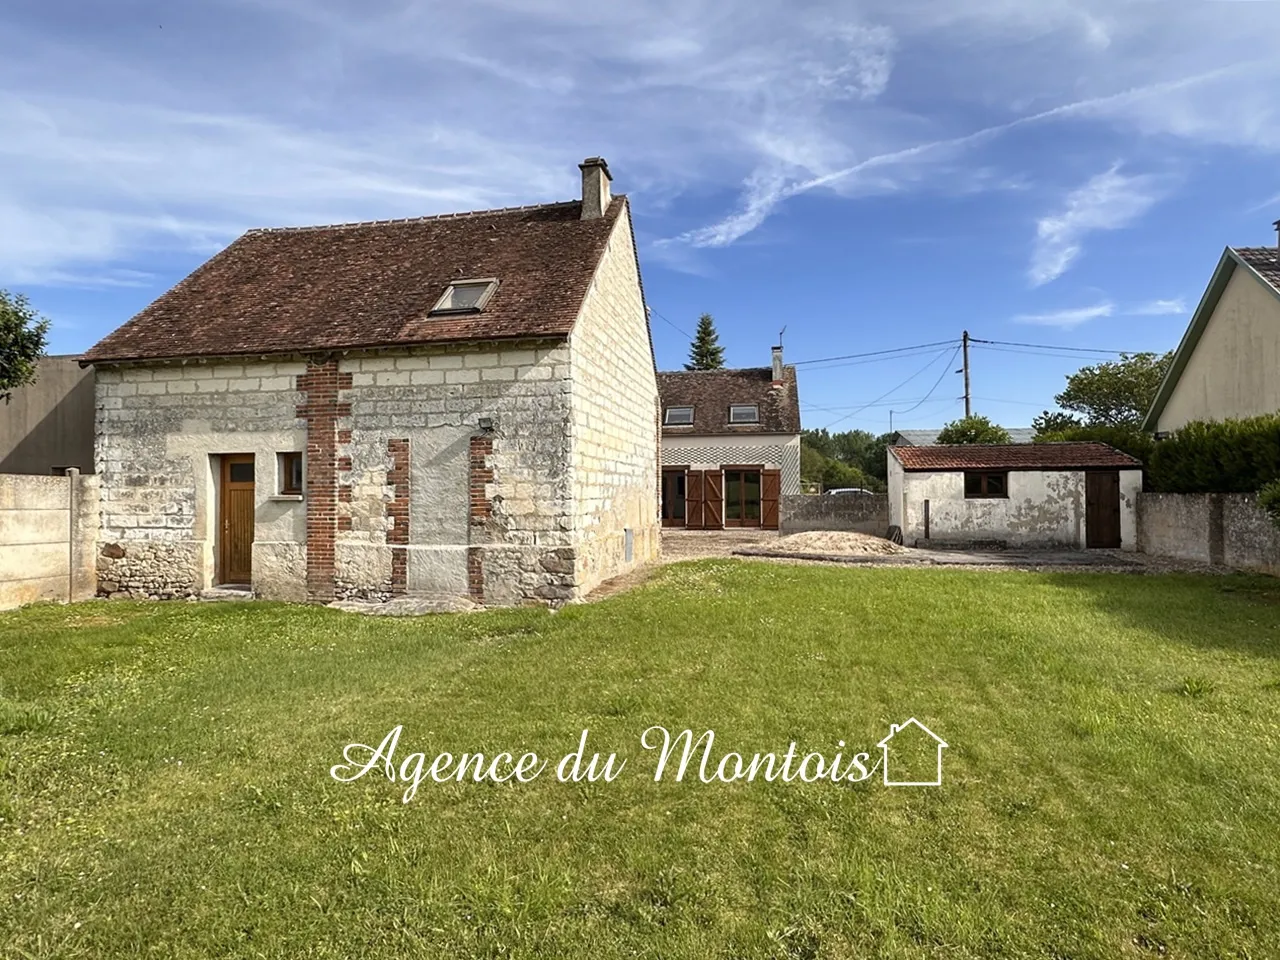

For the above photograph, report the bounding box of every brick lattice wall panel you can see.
[386,438,410,596]
[297,359,353,601]
[661,439,802,494]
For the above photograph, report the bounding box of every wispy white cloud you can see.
[1128,298,1186,316]
[3,0,1280,289]
[1028,163,1164,286]
[1013,302,1114,329]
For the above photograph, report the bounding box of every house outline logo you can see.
[876,718,948,787]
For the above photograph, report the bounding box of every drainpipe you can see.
[923,498,930,541]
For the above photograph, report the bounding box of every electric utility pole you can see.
[961,330,971,417]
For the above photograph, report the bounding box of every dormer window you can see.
[664,406,694,425]
[729,404,759,424]
[429,278,498,315]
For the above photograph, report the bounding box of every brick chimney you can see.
[580,157,612,220]
[771,345,784,385]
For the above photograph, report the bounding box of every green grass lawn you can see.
[2,563,1280,959]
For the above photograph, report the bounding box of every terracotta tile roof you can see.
[83,198,627,363]
[1232,246,1280,292]
[891,442,1142,471]
[657,366,801,436]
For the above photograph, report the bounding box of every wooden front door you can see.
[219,454,255,584]
[1085,470,1121,548]
[704,470,725,529]
[761,469,781,530]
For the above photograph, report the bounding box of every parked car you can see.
[824,487,875,495]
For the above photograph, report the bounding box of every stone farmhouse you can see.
[656,350,801,529]
[82,158,660,606]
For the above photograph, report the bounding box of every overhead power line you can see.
[968,337,1141,355]
[792,339,961,367]
[647,306,692,340]
[818,346,961,431]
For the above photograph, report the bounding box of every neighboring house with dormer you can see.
[656,348,801,530]
[1144,237,1280,433]
[81,158,659,606]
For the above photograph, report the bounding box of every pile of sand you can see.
[752,531,907,557]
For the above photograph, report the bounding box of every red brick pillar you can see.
[296,359,352,602]
[468,434,494,602]
[387,439,410,596]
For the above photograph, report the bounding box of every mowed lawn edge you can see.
[2,562,1279,959]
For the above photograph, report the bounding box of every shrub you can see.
[935,415,1011,444]
[1148,414,1280,493]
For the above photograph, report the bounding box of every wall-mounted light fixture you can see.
[478,416,495,433]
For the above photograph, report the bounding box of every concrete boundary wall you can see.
[0,472,99,610]
[780,493,889,535]
[1138,492,1280,574]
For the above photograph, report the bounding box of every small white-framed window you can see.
[729,404,759,424]
[429,278,499,315]
[278,452,304,496]
[664,406,694,425]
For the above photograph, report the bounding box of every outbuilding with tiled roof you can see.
[84,158,661,607]
[887,442,1143,550]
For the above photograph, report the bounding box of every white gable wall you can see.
[1158,266,1280,432]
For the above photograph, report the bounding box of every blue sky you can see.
[4,0,1280,434]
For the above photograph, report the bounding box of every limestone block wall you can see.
[1138,492,1280,573]
[567,204,661,593]
[780,492,889,534]
[94,343,580,605]
[94,361,308,600]
[0,472,98,610]
[335,340,577,604]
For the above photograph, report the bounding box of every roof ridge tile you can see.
[246,199,584,235]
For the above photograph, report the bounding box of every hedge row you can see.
[1035,425,1156,468]
[1148,413,1280,493]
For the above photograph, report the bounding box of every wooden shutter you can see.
[761,469,781,530]
[686,470,705,529]
[704,470,725,529]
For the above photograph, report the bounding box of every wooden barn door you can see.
[704,470,725,529]
[685,470,705,529]
[761,470,781,530]
[1085,470,1121,548]
[219,455,256,584]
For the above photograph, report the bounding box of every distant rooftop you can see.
[891,427,1036,446]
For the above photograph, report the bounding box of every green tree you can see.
[0,290,49,402]
[935,414,1012,445]
[859,432,893,482]
[1054,351,1172,428]
[801,428,836,460]
[1032,409,1082,438]
[684,313,726,371]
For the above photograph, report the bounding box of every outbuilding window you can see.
[279,452,304,496]
[964,471,1008,498]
